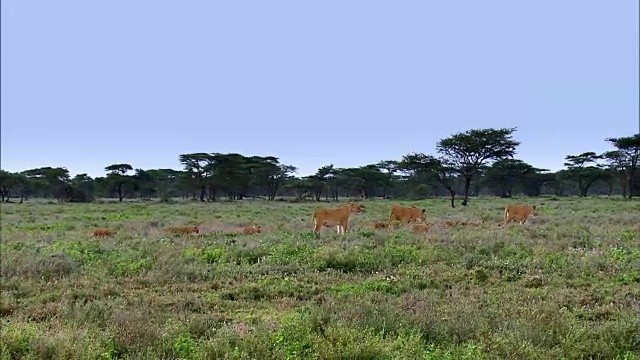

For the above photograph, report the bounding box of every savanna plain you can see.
[1,197,639,359]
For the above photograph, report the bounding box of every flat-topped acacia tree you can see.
[104,164,134,202]
[436,127,520,206]
[562,152,605,197]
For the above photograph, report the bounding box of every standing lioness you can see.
[312,202,365,235]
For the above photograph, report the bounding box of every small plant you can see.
[172,334,197,359]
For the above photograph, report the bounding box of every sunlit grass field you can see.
[1,197,639,359]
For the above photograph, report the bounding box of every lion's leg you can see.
[342,220,349,234]
[313,218,322,233]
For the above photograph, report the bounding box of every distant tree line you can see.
[1,128,638,207]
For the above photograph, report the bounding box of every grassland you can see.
[1,197,639,359]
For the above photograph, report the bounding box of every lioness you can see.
[463,218,484,226]
[165,226,200,235]
[239,225,262,235]
[312,202,365,235]
[372,221,389,230]
[503,204,538,225]
[411,223,432,233]
[388,205,427,227]
[92,228,115,238]
[442,220,461,228]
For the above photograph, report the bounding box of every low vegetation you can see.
[1,197,639,359]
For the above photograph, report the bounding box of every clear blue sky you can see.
[2,0,638,178]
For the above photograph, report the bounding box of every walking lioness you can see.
[388,205,427,228]
[503,204,538,225]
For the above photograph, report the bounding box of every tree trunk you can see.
[207,185,217,201]
[500,188,512,198]
[461,177,471,206]
[447,187,456,208]
[579,182,591,197]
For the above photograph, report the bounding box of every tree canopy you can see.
[2,130,638,203]
[436,127,520,205]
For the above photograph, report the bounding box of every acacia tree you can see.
[335,165,385,199]
[212,153,252,200]
[105,164,133,202]
[483,159,537,197]
[22,167,72,201]
[179,153,211,201]
[297,175,324,201]
[133,169,156,200]
[399,153,457,207]
[604,134,640,197]
[0,170,20,202]
[436,127,520,206]
[563,152,604,197]
[146,169,182,201]
[330,168,362,198]
[312,165,337,200]
[376,160,399,199]
[70,174,95,201]
[521,170,554,197]
[601,150,629,197]
[249,156,297,200]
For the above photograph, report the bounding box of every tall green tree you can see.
[436,127,520,206]
[212,153,252,200]
[21,167,72,201]
[133,169,156,200]
[563,152,605,197]
[376,160,398,199]
[104,164,134,202]
[521,170,554,197]
[601,150,630,197]
[483,159,537,197]
[604,134,640,197]
[331,165,386,199]
[248,156,297,200]
[179,153,212,201]
[146,169,182,201]
[70,174,95,201]
[399,153,458,207]
[298,175,325,201]
[314,164,337,200]
[0,170,20,202]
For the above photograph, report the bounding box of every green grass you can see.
[1,197,639,359]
